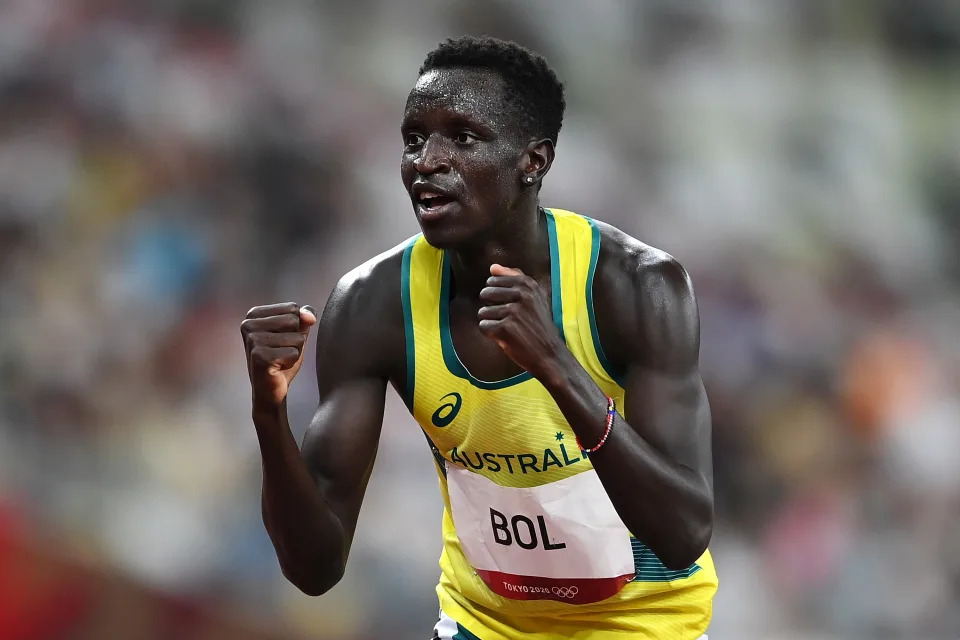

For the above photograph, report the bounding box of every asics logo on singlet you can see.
[552,586,579,599]
[431,392,462,428]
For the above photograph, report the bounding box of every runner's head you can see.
[401,36,565,248]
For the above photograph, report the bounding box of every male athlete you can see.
[240,37,717,639]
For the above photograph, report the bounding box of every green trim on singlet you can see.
[630,538,702,583]
[585,218,627,388]
[544,208,566,345]
[438,214,565,389]
[453,622,482,640]
[401,237,419,410]
[439,253,532,389]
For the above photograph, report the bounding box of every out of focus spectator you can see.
[0,1,958,638]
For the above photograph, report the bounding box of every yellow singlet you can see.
[401,209,717,640]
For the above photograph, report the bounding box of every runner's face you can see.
[401,68,526,248]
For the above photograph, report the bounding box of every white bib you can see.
[446,463,635,604]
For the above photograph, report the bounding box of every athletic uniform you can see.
[401,209,717,639]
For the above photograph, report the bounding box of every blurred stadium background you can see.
[1,0,959,638]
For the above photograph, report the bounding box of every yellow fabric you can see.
[403,209,717,639]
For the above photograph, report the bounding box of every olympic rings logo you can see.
[551,586,579,599]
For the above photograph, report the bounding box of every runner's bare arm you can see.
[511,227,712,570]
[248,255,403,596]
[591,235,712,569]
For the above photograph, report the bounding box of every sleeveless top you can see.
[401,208,717,639]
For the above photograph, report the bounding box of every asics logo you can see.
[552,586,579,599]
[431,392,462,428]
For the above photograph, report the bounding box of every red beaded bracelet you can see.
[577,395,616,454]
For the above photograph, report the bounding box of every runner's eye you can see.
[455,131,479,145]
[405,133,425,147]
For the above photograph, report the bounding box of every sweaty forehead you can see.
[404,68,511,125]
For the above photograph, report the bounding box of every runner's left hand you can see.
[478,264,567,380]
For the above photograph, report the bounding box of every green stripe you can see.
[630,538,701,583]
[438,212,566,389]
[585,218,627,387]
[544,208,566,342]
[453,623,482,640]
[404,237,445,475]
[400,237,418,411]
[439,251,533,389]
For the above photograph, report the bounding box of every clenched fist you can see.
[241,302,317,407]
[478,264,566,381]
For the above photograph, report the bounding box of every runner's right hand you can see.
[241,302,317,407]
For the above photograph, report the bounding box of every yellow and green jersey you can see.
[401,208,717,639]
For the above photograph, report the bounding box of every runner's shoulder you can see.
[589,218,698,369]
[591,219,694,302]
[320,237,408,340]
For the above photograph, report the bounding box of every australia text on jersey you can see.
[448,441,588,475]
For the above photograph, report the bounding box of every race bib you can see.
[446,463,635,604]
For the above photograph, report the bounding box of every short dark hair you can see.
[419,36,566,146]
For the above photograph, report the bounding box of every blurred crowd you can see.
[1,1,959,639]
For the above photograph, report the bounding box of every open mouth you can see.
[417,191,455,211]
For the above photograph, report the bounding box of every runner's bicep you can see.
[302,375,387,542]
[621,365,712,487]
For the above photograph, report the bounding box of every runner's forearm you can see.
[253,401,348,595]
[538,353,712,570]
